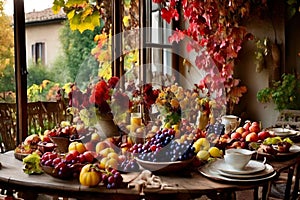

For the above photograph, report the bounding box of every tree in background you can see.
[0,0,15,102]
[27,63,52,87]
[57,21,102,85]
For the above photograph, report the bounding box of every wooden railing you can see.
[0,101,70,152]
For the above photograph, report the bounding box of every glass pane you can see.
[1,2,16,103]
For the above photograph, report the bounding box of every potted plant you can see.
[257,73,300,111]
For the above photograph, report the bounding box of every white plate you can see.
[217,160,266,175]
[268,128,298,137]
[289,145,300,153]
[218,163,274,179]
[199,159,276,183]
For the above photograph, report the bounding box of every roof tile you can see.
[25,7,66,23]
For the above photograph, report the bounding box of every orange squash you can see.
[79,164,101,187]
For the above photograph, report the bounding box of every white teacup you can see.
[221,115,241,134]
[224,149,255,170]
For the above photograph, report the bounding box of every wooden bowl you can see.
[37,142,56,154]
[14,152,30,161]
[41,165,73,180]
[135,157,194,173]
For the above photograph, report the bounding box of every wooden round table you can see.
[0,151,281,200]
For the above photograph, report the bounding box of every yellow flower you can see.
[170,99,180,109]
[180,98,189,109]
[170,84,178,93]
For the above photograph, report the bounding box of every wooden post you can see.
[139,0,146,122]
[14,0,28,144]
[112,0,123,77]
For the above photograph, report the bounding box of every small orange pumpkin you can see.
[79,164,101,187]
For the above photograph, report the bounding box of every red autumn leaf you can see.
[161,7,178,24]
[153,0,164,3]
[168,30,185,44]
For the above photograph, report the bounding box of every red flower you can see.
[108,76,119,89]
[112,91,130,112]
[89,80,110,106]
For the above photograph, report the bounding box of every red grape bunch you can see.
[101,168,123,189]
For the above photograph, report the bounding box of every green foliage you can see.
[286,0,300,20]
[75,56,99,90]
[0,64,15,92]
[27,63,52,87]
[52,0,101,33]
[0,64,15,102]
[49,55,72,84]
[0,0,15,102]
[257,74,300,110]
[57,21,102,82]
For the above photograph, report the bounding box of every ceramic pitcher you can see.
[221,115,241,134]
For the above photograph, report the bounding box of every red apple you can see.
[230,141,242,148]
[249,122,261,133]
[252,121,260,127]
[83,151,95,163]
[235,127,245,134]
[245,132,259,142]
[68,149,80,157]
[91,133,101,142]
[258,131,271,141]
[243,121,251,131]
[77,154,86,163]
[85,141,95,151]
[95,141,111,153]
[104,137,116,146]
[241,130,250,139]
[240,141,247,149]
[230,132,242,140]
[42,130,51,142]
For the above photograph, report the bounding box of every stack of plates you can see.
[267,127,299,137]
[199,159,276,182]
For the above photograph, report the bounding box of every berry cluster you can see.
[101,168,123,189]
[129,128,196,162]
[119,158,140,172]
[40,151,94,179]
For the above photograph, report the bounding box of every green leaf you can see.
[52,0,65,14]
[287,0,297,5]
[69,14,81,30]
[91,11,100,27]
[66,0,87,7]
[67,9,76,20]
[81,6,93,19]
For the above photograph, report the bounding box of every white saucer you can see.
[218,160,266,175]
[199,160,276,183]
[268,128,298,137]
[218,163,274,179]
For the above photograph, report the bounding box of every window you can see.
[31,42,45,65]
[142,1,177,85]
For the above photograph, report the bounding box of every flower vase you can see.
[95,114,119,138]
[196,110,209,130]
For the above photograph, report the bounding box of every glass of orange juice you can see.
[130,112,142,132]
[129,113,145,143]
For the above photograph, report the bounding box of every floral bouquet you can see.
[155,86,182,127]
[68,76,122,127]
[129,83,160,125]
